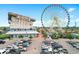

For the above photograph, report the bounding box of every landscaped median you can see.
[41,30,79,40]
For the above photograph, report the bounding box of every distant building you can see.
[6,12,39,38]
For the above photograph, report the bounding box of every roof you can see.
[6,30,39,34]
[8,12,35,22]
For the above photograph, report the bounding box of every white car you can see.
[75,44,79,49]
[58,48,63,51]
[48,46,53,52]
[0,48,8,54]
[11,44,19,49]
[41,45,49,49]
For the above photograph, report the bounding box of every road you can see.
[21,37,44,54]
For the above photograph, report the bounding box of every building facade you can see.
[6,12,39,38]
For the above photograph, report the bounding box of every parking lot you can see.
[0,38,79,54]
[53,39,79,54]
[22,38,79,54]
[0,39,16,48]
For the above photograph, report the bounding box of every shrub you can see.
[43,32,48,38]
[65,33,73,39]
[51,32,60,39]
[41,29,48,38]
[57,32,64,38]
[0,34,10,39]
[29,35,33,39]
[76,36,79,39]
[18,34,24,38]
[75,34,79,39]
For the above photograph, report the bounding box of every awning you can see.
[6,30,39,34]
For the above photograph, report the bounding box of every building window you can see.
[30,28,32,30]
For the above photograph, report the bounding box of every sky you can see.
[0,4,79,27]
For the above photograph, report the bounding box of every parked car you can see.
[41,41,53,54]
[62,49,68,54]
[41,48,52,54]
[74,42,79,49]
[58,50,65,54]
[42,41,51,46]
[67,41,79,50]
[0,39,5,44]
[22,40,30,47]
[41,41,68,54]
[13,40,31,52]
[11,44,19,49]
[68,41,77,47]
[51,42,68,54]
[41,41,51,49]
[53,49,59,54]
[51,42,63,50]
[0,47,21,54]
[53,48,68,54]
[7,49,21,54]
[0,48,7,54]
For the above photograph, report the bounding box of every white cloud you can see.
[33,20,42,27]
[33,19,52,27]
[68,8,75,12]
[70,15,74,18]
[76,19,79,27]
[76,19,79,22]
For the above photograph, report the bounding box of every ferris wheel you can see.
[41,4,70,33]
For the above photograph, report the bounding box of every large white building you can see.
[6,12,39,38]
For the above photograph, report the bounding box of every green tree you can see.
[29,35,33,39]
[0,34,10,39]
[18,34,24,38]
[51,32,60,39]
[65,33,73,39]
